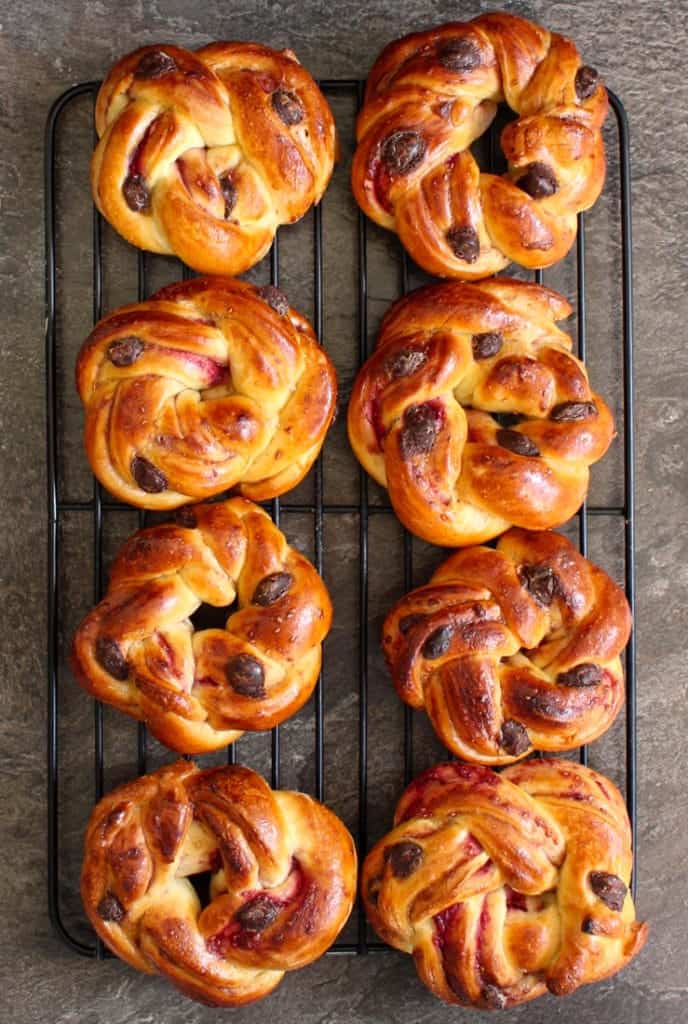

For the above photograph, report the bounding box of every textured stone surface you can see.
[1,0,687,1020]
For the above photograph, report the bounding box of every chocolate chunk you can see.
[107,336,144,367]
[550,401,597,422]
[380,130,426,175]
[399,613,425,635]
[219,175,237,219]
[257,284,289,317]
[472,332,503,360]
[386,348,427,379]
[174,507,197,528]
[422,625,453,660]
[135,50,177,79]
[385,840,423,878]
[97,892,125,923]
[496,428,540,457]
[236,894,280,932]
[252,571,294,606]
[446,225,480,263]
[95,636,129,681]
[518,563,560,606]
[516,162,559,200]
[557,663,602,688]
[271,88,304,126]
[122,173,150,212]
[481,984,507,1010]
[589,871,627,911]
[582,916,603,935]
[131,455,167,493]
[499,719,530,756]
[399,403,442,458]
[225,654,266,699]
[575,65,600,101]
[437,37,482,73]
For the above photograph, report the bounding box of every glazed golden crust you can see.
[76,276,337,509]
[347,277,614,546]
[81,761,357,1006]
[383,528,630,764]
[70,498,331,753]
[91,43,335,274]
[352,12,608,278]
[362,760,647,1009]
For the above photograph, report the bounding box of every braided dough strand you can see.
[71,498,331,753]
[383,528,631,763]
[362,760,647,1009]
[92,43,336,274]
[82,761,356,1006]
[352,12,608,277]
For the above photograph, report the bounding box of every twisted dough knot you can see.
[71,498,331,753]
[347,278,614,546]
[76,277,337,509]
[383,528,631,764]
[82,761,356,1006]
[91,43,335,274]
[352,12,608,278]
[362,760,647,1009]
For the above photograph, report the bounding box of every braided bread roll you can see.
[70,498,331,753]
[347,277,614,546]
[362,760,647,1009]
[76,277,337,509]
[82,761,356,1006]
[383,528,631,764]
[91,43,335,274]
[352,12,608,278]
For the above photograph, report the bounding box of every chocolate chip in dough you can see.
[471,332,503,360]
[399,403,442,458]
[437,37,482,73]
[518,563,560,607]
[399,613,425,635]
[252,572,294,606]
[380,130,427,175]
[386,348,427,379]
[385,840,423,878]
[557,663,603,688]
[271,88,304,126]
[582,916,603,935]
[589,871,627,911]
[97,892,125,923]
[131,456,167,493]
[575,65,600,100]
[107,336,144,367]
[550,401,597,422]
[95,636,129,681]
[422,625,453,660]
[257,284,289,317]
[516,162,559,200]
[225,654,266,699]
[135,50,177,79]
[122,173,150,212]
[219,175,237,219]
[236,894,280,932]
[496,428,540,457]
[499,719,531,756]
[446,225,480,263]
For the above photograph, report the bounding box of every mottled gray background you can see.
[1,0,687,1021]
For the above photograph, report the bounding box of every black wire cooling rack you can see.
[45,79,636,958]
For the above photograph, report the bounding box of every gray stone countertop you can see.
[1,1,687,1021]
